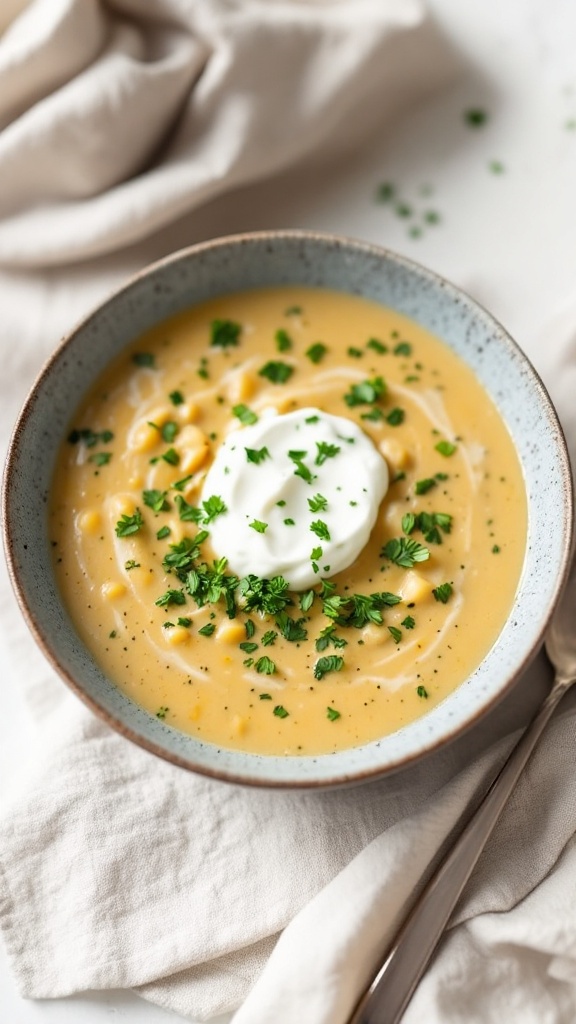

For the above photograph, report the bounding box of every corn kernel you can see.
[399,570,434,603]
[379,438,411,471]
[164,625,190,646]
[101,580,126,601]
[177,425,210,474]
[146,405,173,427]
[226,370,256,404]
[128,474,144,489]
[231,714,247,736]
[111,494,136,518]
[179,401,200,424]
[215,621,246,644]
[128,420,161,453]
[360,623,389,646]
[77,509,101,534]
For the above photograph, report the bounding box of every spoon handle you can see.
[347,672,575,1024]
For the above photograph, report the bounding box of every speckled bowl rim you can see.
[3,230,574,788]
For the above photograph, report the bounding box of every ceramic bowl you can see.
[3,232,573,787]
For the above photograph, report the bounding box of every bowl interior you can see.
[3,232,573,786]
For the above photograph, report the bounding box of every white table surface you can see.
[2,0,576,1020]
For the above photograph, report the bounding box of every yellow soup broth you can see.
[50,287,527,755]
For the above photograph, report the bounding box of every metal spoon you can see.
[348,552,576,1024]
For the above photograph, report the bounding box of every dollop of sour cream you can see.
[201,407,389,590]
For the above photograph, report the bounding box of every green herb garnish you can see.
[432,582,453,603]
[435,440,457,457]
[381,537,430,568]
[305,342,328,364]
[315,441,340,465]
[326,707,341,721]
[115,508,144,537]
[232,404,258,426]
[133,353,155,368]
[256,656,276,675]
[169,390,184,406]
[310,520,330,542]
[249,520,268,534]
[211,319,241,348]
[143,489,170,514]
[344,376,386,407]
[313,655,344,680]
[259,361,294,384]
[245,446,270,465]
[275,328,292,352]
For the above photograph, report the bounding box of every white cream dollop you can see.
[201,407,389,590]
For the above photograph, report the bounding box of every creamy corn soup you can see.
[50,287,527,755]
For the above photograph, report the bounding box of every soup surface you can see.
[50,286,527,755]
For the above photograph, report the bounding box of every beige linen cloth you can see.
[1,2,576,1023]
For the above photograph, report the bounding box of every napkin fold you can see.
[1,1,576,1023]
[0,0,455,267]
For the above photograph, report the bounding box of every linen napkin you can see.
[1,2,576,1024]
[0,0,455,267]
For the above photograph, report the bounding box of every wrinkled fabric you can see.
[0,0,454,266]
[1,2,575,1023]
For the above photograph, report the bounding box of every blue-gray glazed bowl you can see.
[3,231,574,787]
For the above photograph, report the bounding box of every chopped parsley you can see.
[367,337,387,354]
[143,489,170,514]
[273,704,288,717]
[88,451,113,467]
[259,692,272,700]
[198,622,216,637]
[175,495,203,522]
[68,427,114,448]
[401,615,416,629]
[202,494,227,523]
[393,341,412,357]
[169,390,184,406]
[124,559,140,571]
[155,588,186,608]
[315,441,340,465]
[115,508,144,537]
[305,342,328,364]
[133,352,155,368]
[245,446,270,465]
[388,626,402,643]
[417,685,429,699]
[161,447,180,466]
[259,361,294,384]
[326,707,341,722]
[310,520,330,542]
[162,421,179,444]
[275,328,292,352]
[299,590,315,612]
[256,656,276,675]
[211,319,241,348]
[313,655,344,680]
[238,574,292,616]
[435,440,457,457]
[233,404,258,426]
[344,376,386,407]
[415,477,437,496]
[156,706,169,719]
[381,537,430,568]
[308,493,328,513]
[386,407,405,426]
[249,519,268,534]
[433,582,453,603]
[261,630,278,647]
[402,511,452,545]
[464,107,488,128]
[156,525,171,540]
